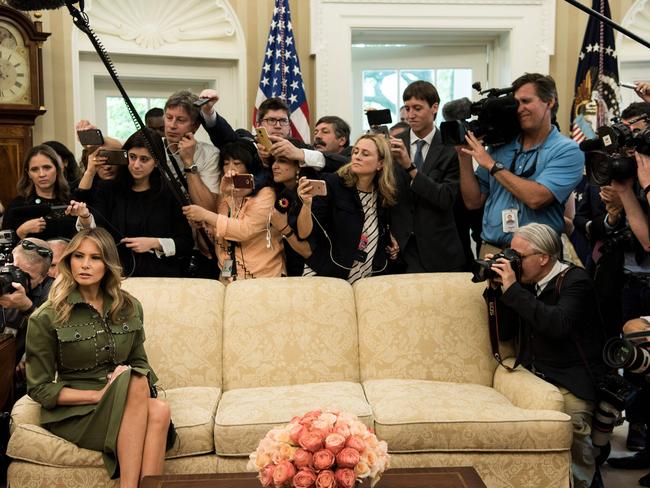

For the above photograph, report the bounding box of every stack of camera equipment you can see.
[580,117,650,185]
[440,82,521,147]
[0,231,29,297]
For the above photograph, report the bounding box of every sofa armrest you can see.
[10,395,41,434]
[492,357,565,412]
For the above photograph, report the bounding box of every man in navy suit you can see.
[389,80,465,273]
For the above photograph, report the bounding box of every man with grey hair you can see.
[0,238,54,398]
[488,223,606,488]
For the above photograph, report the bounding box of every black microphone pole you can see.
[63,2,188,207]
[562,0,650,50]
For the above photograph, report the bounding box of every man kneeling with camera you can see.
[483,223,606,488]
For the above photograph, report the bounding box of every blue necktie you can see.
[413,139,426,169]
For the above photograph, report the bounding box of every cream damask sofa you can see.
[7,274,572,488]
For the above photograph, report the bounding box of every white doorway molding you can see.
[71,0,246,141]
[310,0,557,124]
[618,0,650,109]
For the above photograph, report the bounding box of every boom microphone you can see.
[442,97,472,121]
[6,0,70,10]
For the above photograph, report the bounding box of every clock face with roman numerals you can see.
[0,23,31,105]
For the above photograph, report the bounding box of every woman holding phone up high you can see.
[182,140,285,282]
[297,134,400,283]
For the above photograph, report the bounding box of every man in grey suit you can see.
[389,80,465,273]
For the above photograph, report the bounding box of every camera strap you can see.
[483,285,517,371]
[164,143,190,194]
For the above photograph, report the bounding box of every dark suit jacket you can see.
[305,173,391,279]
[497,266,606,401]
[390,129,464,271]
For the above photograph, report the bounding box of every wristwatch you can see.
[184,164,198,174]
[490,162,505,176]
[406,163,417,173]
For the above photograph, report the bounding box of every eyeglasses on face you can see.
[261,117,290,127]
[519,251,543,259]
[21,240,53,259]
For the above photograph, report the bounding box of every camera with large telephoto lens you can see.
[591,373,639,457]
[579,117,650,186]
[440,82,521,147]
[471,248,522,283]
[602,332,650,375]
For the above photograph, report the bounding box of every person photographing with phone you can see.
[182,140,285,283]
[296,134,399,283]
[69,128,193,278]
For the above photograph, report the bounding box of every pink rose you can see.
[313,449,335,470]
[294,448,314,469]
[315,470,337,488]
[324,433,346,455]
[290,424,306,444]
[300,410,322,427]
[345,436,365,453]
[293,468,317,488]
[335,468,356,488]
[334,423,351,438]
[299,431,324,453]
[260,464,275,488]
[336,447,360,469]
[273,460,297,487]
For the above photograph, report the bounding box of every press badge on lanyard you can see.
[502,208,519,233]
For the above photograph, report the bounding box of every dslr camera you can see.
[602,332,650,376]
[579,117,650,185]
[471,248,522,283]
[0,264,30,297]
[440,82,521,146]
[591,373,638,451]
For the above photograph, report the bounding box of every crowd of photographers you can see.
[1,73,650,487]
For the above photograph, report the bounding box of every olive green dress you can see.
[26,289,175,479]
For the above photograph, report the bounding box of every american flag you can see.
[253,0,310,143]
[570,0,620,143]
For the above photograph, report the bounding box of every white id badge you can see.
[502,208,519,233]
[222,259,234,278]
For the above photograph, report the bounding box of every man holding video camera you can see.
[0,238,53,400]
[487,223,605,488]
[459,73,584,256]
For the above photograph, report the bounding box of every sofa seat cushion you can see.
[363,379,572,453]
[8,387,220,466]
[215,381,373,456]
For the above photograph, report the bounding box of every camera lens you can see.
[603,338,634,369]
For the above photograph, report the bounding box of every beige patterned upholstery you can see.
[363,379,572,452]
[8,386,221,467]
[8,275,572,488]
[214,381,373,455]
[355,274,496,385]
[121,277,224,389]
[222,277,360,390]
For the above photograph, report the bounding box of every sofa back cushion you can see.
[122,277,224,389]
[356,273,496,386]
[222,277,359,390]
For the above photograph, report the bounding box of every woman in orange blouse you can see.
[183,141,284,282]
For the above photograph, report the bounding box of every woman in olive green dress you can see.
[26,227,175,487]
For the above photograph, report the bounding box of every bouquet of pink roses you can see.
[248,410,389,488]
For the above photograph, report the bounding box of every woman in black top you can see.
[2,144,76,241]
[297,134,399,282]
[71,128,193,277]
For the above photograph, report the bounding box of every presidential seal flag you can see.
[570,0,621,143]
[254,0,311,143]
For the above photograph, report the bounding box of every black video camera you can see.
[0,264,30,297]
[471,248,522,283]
[440,82,520,146]
[580,120,650,185]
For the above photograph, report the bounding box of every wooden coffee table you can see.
[140,467,487,488]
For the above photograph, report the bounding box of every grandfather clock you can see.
[0,4,49,210]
